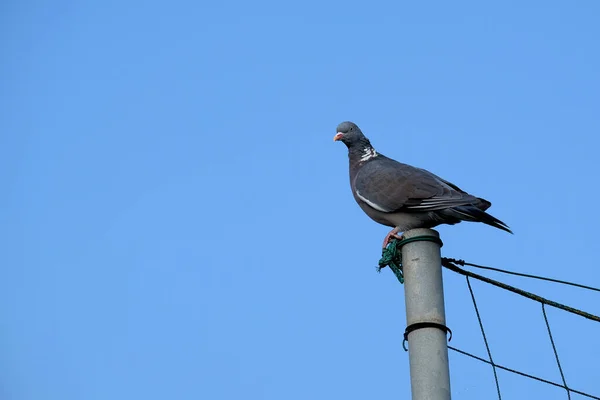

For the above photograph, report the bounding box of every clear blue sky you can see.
[2,1,600,399]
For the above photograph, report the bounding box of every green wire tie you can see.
[378,235,444,284]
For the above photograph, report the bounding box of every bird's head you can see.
[333,121,367,148]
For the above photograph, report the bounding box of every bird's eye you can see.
[350,127,354,131]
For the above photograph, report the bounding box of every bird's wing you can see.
[353,156,479,213]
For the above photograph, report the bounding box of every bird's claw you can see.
[382,228,404,249]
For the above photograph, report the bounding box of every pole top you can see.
[403,228,440,240]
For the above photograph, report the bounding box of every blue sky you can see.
[2,0,600,399]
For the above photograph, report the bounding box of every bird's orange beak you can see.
[333,132,343,142]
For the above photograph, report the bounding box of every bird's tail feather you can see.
[445,205,513,234]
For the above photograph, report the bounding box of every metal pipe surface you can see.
[402,228,451,400]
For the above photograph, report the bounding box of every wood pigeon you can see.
[334,121,512,247]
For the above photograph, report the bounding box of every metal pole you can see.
[402,228,451,400]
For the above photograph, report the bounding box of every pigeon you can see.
[334,121,512,248]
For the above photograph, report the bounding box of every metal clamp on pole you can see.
[403,322,453,351]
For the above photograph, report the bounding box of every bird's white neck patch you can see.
[360,147,378,162]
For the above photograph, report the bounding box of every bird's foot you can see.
[382,228,404,249]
